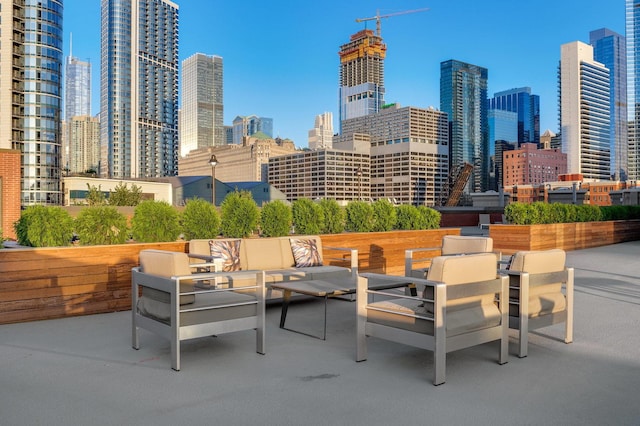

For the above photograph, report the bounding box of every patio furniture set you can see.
[131,234,573,385]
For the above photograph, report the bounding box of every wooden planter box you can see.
[0,229,459,325]
[489,220,640,254]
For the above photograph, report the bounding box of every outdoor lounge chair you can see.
[504,249,574,357]
[357,252,509,385]
[405,235,495,279]
[132,249,266,370]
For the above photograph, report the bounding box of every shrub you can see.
[291,198,324,235]
[131,200,181,243]
[75,206,128,245]
[86,184,107,206]
[505,202,534,225]
[576,204,602,222]
[319,199,346,234]
[601,205,640,220]
[260,200,292,237]
[180,198,221,240]
[394,205,423,230]
[345,201,374,232]
[371,199,397,231]
[14,205,75,247]
[417,205,441,229]
[220,191,259,238]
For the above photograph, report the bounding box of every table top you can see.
[271,275,415,297]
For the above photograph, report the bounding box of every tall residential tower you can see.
[180,53,224,157]
[0,0,64,206]
[100,0,179,178]
[440,60,489,193]
[560,41,611,180]
[338,30,386,131]
[308,112,334,150]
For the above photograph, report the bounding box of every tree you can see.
[86,184,106,206]
[220,191,259,238]
[108,182,143,206]
[14,205,75,247]
[75,206,129,245]
[319,199,346,234]
[291,198,324,235]
[260,200,292,237]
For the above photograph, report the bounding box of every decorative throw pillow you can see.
[208,239,241,271]
[290,238,323,268]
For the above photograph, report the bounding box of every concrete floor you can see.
[1,241,639,425]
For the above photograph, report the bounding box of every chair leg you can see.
[171,339,180,371]
[518,327,528,358]
[355,275,367,362]
[433,347,445,386]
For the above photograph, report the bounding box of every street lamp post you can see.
[356,167,362,200]
[209,154,218,205]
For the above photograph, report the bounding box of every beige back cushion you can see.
[426,252,498,311]
[138,249,195,305]
[509,249,566,296]
[243,238,292,270]
[441,235,493,255]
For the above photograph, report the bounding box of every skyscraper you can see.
[0,0,64,206]
[180,53,224,157]
[560,41,611,180]
[338,29,386,131]
[440,60,489,193]
[100,0,179,179]
[308,112,334,150]
[488,87,540,144]
[590,28,627,181]
[627,0,640,180]
[64,39,92,173]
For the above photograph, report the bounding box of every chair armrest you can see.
[324,245,359,274]
[188,253,218,262]
[404,247,441,277]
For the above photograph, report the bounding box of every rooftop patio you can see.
[1,241,639,425]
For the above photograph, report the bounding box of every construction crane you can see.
[355,8,430,37]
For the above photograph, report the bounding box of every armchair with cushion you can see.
[405,235,495,279]
[504,249,574,358]
[357,252,509,385]
[132,249,266,370]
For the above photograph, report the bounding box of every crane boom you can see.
[355,7,430,37]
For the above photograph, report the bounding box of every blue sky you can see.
[64,0,624,148]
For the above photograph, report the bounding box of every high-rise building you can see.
[627,0,640,180]
[440,60,489,193]
[488,87,540,144]
[232,115,273,145]
[68,116,100,174]
[338,29,386,131]
[100,0,179,179]
[487,109,517,190]
[308,112,334,150]
[503,143,567,187]
[560,41,611,181]
[0,0,63,206]
[180,53,224,157]
[339,104,449,206]
[590,28,627,181]
[64,40,92,173]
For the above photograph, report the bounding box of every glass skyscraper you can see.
[440,59,489,193]
[180,53,224,157]
[488,87,540,144]
[626,1,640,180]
[590,28,627,181]
[65,54,91,120]
[560,41,611,181]
[22,0,64,205]
[100,0,179,179]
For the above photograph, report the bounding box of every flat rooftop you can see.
[1,241,639,425]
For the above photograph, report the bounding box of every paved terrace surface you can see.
[1,241,639,426]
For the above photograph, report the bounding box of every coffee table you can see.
[271,276,416,340]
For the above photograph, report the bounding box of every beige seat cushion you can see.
[368,253,501,337]
[441,236,493,256]
[139,250,195,305]
[508,249,567,317]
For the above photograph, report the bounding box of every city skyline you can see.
[64,0,623,149]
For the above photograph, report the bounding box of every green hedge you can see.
[504,202,605,225]
[75,206,129,245]
[180,198,221,240]
[292,198,324,235]
[260,200,292,237]
[14,205,75,247]
[220,191,259,238]
[131,200,181,243]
